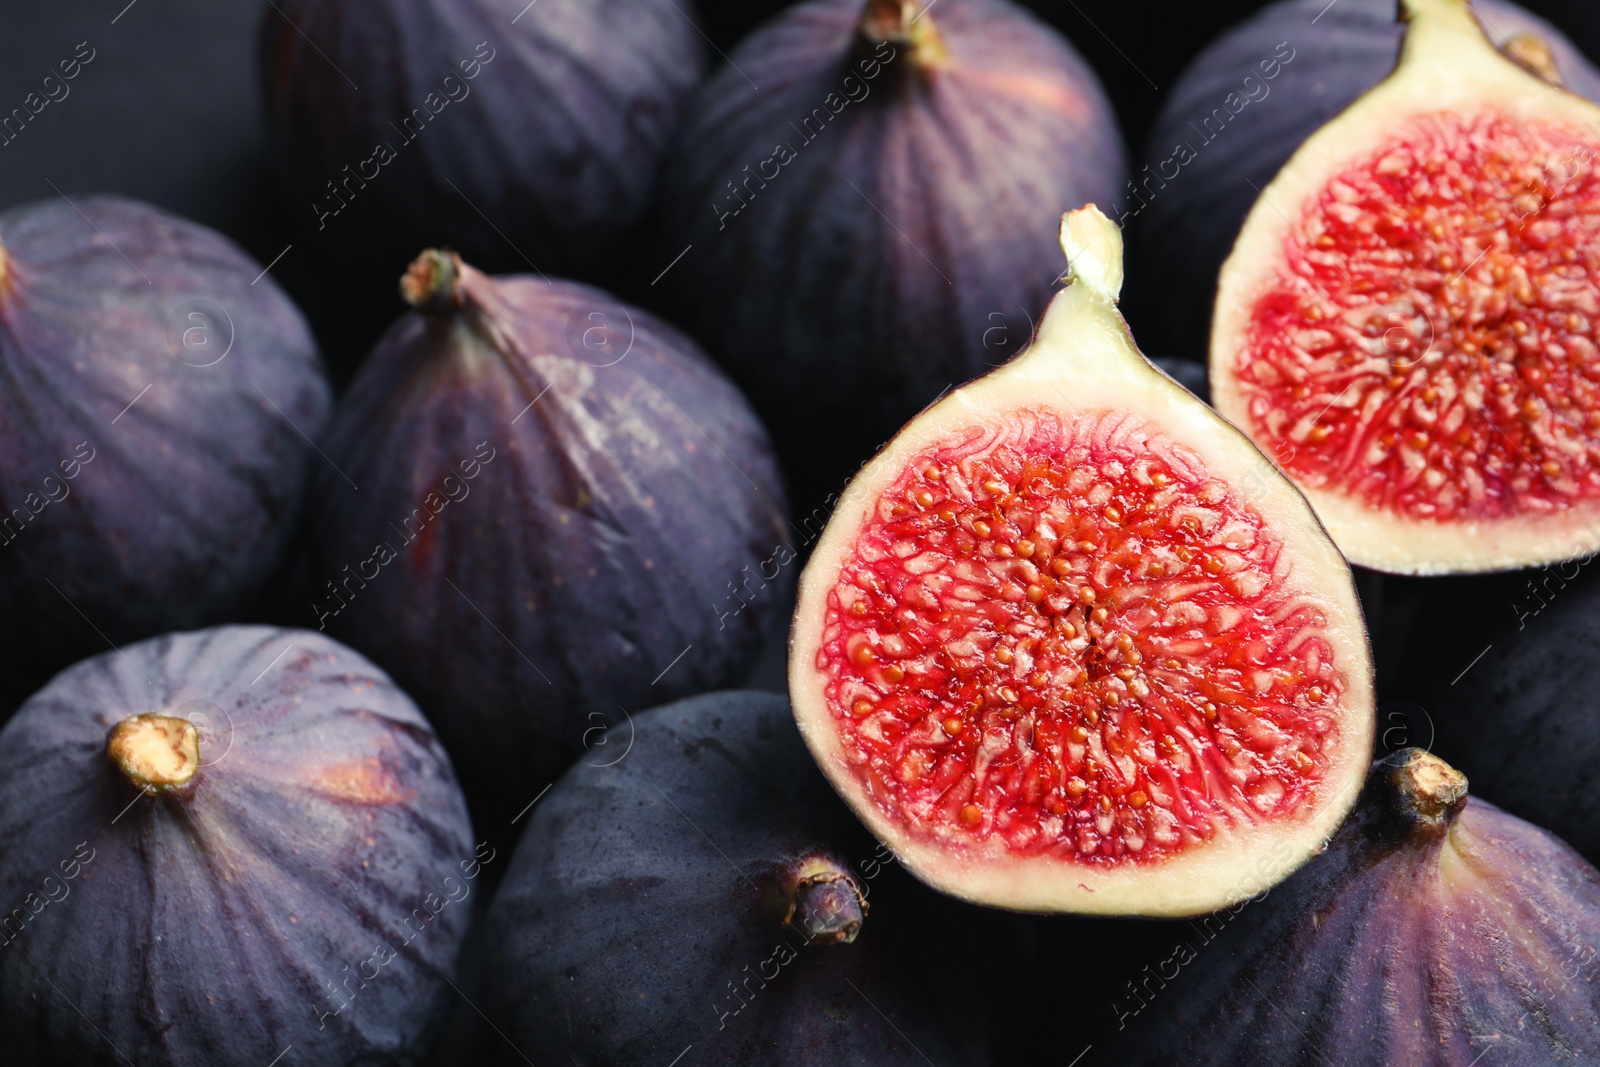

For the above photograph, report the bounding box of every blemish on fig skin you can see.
[308,757,413,806]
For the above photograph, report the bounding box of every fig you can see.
[0,195,330,709]
[306,250,789,809]
[650,0,1127,507]
[1429,569,1600,865]
[1102,749,1600,1065]
[1138,0,1600,355]
[480,690,1001,1066]
[789,205,1376,916]
[1207,0,1600,574]
[260,0,704,277]
[0,626,477,1066]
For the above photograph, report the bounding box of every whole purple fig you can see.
[260,0,706,277]
[306,250,789,810]
[0,626,475,1067]
[1102,749,1600,1065]
[650,0,1126,505]
[0,195,330,710]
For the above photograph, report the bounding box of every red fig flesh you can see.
[791,207,1375,916]
[1213,0,1600,573]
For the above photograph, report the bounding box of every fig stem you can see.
[1059,206,1125,304]
[106,713,200,794]
[401,249,466,315]
[1379,748,1468,834]
[1501,33,1563,86]
[787,856,867,945]
[858,0,948,68]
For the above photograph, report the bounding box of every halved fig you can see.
[1212,0,1600,574]
[789,206,1376,916]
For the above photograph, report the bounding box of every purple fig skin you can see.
[650,0,1126,505]
[1134,0,1600,354]
[1432,573,1600,868]
[260,0,705,277]
[0,196,330,710]
[305,253,790,809]
[1102,749,1600,1066]
[480,691,998,1066]
[0,627,475,1067]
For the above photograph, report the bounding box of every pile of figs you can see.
[6,0,1600,1063]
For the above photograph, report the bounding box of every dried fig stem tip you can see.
[1502,33,1563,85]
[1381,748,1468,833]
[787,855,867,945]
[858,0,948,67]
[1059,205,1126,303]
[106,713,200,793]
[400,248,466,315]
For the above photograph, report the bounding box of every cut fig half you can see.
[790,207,1376,916]
[1212,0,1600,574]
